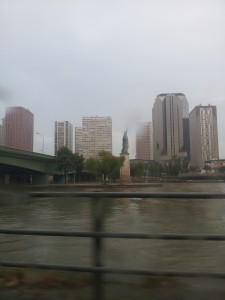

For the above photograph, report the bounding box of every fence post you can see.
[93,197,103,300]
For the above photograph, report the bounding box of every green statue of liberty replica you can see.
[120,129,131,183]
[121,130,129,154]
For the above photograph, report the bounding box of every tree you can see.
[73,152,84,172]
[130,161,144,178]
[85,157,100,175]
[56,147,75,183]
[189,166,198,172]
[56,147,84,183]
[203,165,211,172]
[218,166,225,173]
[98,151,125,183]
[110,155,125,181]
[84,151,124,183]
[147,161,162,177]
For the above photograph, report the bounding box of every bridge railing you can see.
[1,191,225,299]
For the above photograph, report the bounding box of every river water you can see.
[1,182,225,299]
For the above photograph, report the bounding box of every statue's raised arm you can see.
[121,130,129,153]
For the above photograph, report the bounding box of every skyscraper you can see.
[0,118,5,146]
[5,106,34,151]
[152,93,190,162]
[136,122,153,160]
[54,121,73,155]
[189,105,219,169]
[75,116,112,158]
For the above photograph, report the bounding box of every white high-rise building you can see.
[75,127,83,154]
[189,105,219,169]
[136,122,153,160]
[75,116,112,158]
[54,121,73,155]
[152,93,190,162]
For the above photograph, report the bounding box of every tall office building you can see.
[136,122,153,160]
[5,106,34,151]
[75,116,112,158]
[54,121,73,155]
[189,105,219,168]
[152,93,190,162]
[0,118,5,146]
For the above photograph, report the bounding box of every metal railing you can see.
[1,191,225,299]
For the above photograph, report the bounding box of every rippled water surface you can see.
[1,182,225,299]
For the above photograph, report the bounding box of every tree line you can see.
[130,159,185,178]
[56,146,124,183]
[56,147,225,183]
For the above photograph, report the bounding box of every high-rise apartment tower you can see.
[75,127,83,154]
[152,93,190,162]
[136,122,153,160]
[189,105,219,168]
[75,116,112,158]
[5,106,34,151]
[54,121,73,155]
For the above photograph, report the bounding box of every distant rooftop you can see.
[157,93,185,97]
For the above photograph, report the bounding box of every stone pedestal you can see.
[120,153,131,183]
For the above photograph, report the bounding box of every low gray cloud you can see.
[0,0,225,157]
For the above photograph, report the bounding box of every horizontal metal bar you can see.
[1,228,225,241]
[0,228,94,237]
[2,261,225,279]
[29,191,225,199]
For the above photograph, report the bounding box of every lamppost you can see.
[36,132,44,154]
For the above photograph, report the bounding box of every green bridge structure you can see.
[0,145,58,184]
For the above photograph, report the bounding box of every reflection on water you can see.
[1,182,225,298]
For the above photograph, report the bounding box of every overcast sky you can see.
[0,0,225,158]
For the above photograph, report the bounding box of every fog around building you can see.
[0,0,225,158]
